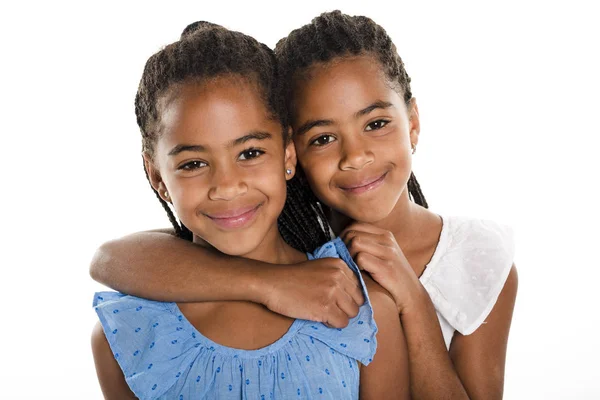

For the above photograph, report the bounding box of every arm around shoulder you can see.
[88,229,263,302]
[359,274,410,400]
[91,322,137,399]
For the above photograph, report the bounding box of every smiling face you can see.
[145,77,296,259]
[292,56,420,224]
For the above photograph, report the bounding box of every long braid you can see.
[278,167,331,253]
[142,158,183,237]
[275,10,428,209]
[407,172,428,209]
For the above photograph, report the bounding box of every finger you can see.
[324,307,350,329]
[343,229,391,249]
[336,290,361,319]
[345,232,390,259]
[341,222,390,237]
[345,275,366,306]
[334,258,361,289]
[354,252,387,281]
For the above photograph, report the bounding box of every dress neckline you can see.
[169,302,306,359]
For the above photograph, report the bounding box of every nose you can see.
[208,167,248,201]
[339,136,374,171]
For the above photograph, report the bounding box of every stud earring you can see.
[286,168,292,175]
[164,191,169,198]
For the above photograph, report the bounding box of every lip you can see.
[339,172,388,195]
[205,204,262,229]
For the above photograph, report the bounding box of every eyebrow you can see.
[168,144,206,156]
[230,131,272,147]
[295,119,334,136]
[295,100,395,136]
[168,131,273,156]
[354,100,394,118]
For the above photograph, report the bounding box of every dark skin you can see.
[91,234,364,329]
[92,77,410,399]
[91,57,518,399]
[292,55,518,399]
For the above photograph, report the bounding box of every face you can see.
[145,77,296,258]
[292,56,420,224]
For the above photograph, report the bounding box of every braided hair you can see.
[275,10,428,208]
[135,22,330,252]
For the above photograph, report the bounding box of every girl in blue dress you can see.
[91,22,409,399]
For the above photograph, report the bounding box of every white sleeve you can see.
[420,217,515,335]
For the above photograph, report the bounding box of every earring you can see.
[286,168,292,175]
[164,191,169,198]
[411,144,417,154]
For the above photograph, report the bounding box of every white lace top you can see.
[419,216,515,349]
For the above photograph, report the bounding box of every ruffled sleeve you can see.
[420,217,515,335]
[93,292,202,399]
[300,238,378,365]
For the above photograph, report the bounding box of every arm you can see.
[400,265,517,400]
[89,230,260,302]
[344,224,518,399]
[359,275,410,399]
[91,322,137,399]
[90,230,364,328]
[448,265,518,399]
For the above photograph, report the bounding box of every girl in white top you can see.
[91,11,517,399]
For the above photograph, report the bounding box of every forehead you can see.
[157,77,280,147]
[293,56,399,119]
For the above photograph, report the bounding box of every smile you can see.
[339,172,388,195]
[205,204,262,230]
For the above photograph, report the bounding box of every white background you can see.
[1,0,599,398]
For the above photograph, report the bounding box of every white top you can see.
[419,216,515,349]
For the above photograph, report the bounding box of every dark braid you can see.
[142,157,193,240]
[135,21,329,250]
[275,10,428,208]
[407,172,428,209]
[278,167,332,252]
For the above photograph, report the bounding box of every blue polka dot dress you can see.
[93,238,377,399]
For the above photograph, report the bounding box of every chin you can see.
[340,202,396,224]
[210,236,262,257]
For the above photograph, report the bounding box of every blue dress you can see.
[93,238,377,399]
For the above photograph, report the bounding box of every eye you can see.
[309,134,336,147]
[178,160,207,171]
[238,148,265,161]
[365,120,390,131]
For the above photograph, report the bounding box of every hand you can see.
[259,257,365,328]
[341,223,423,314]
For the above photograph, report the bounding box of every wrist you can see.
[397,283,431,315]
[245,263,277,306]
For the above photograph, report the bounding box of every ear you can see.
[408,97,420,148]
[143,153,170,203]
[284,133,298,181]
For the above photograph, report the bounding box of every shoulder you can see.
[361,273,403,350]
[421,216,516,335]
[362,273,398,317]
[445,216,514,255]
[425,215,515,278]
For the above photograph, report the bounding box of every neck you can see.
[329,188,429,251]
[193,223,306,265]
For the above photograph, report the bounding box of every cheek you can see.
[296,144,337,182]
[249,156,289,205]
[297,153,336,201]
[165,176,207,217]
